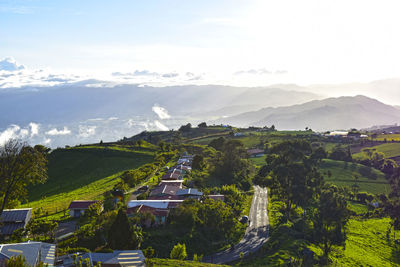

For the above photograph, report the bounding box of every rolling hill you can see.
[216,95,400,131]
[21,145,155,214]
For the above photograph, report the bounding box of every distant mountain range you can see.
[215,95,400,131]
[0,83,320,147]
[0,84,320,126]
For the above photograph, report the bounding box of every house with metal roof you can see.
[149,184,181,197]
[161,172,184,180]
[127,200,184,210]
[68,201,102,218]
[175,164,191,172]
[0,208,32,237]
[176,188,203,200]
[59,250,145,267]
[0,241,55,266]
[159,180,183,188]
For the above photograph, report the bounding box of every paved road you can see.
[203,186,269,264]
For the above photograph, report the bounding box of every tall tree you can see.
[259,140,323,220]
[0,140,48,216]
[212,140,253,189]
[313,186,349,263]
[108,209,143,249]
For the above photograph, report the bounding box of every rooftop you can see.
[68,200,98,210]
[0,242,55,267]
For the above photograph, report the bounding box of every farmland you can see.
[371,134,400,142]
[320,159,390,194]
[329,218,400,266]
[353,142,400,159]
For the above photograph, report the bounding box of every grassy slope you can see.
[320,159,390,194]
[239,198,400,266]
[371,134,400,142]
[329,218,400,266]
[249,155,266,166]
[21,146,155,214]
[148,258,228,267]
[353,143,400,159]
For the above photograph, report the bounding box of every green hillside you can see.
[320,159,390,194]
[353,143,400,159]
[371,134,400,142]
[22,145,155,214]
[328,218,400,266]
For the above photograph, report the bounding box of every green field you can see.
[21,146,155,214]
[371,134,400,142]
[353,143,400,159]
[249,155,266,166]
[239,200,399,266]
[320,159,390,194]
[148,258,227,267]
[328,218,400,266]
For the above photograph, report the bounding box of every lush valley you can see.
[3,125,400,267]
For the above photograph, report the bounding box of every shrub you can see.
[170,243,187,260]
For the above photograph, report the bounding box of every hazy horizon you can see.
[2,0,400,147]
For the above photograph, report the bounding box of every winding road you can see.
[203,186,269,264]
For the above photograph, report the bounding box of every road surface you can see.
[203,186,269,264]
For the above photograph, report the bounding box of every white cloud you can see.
[29,122,39,137]
[0,57,25,71]
[79,125,96,137]
[43,138,51,145]
[152,105,171,119]
[0,125,21,146]
[154,120,169,131]
[46,127,71,136]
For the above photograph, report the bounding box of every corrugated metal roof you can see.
[0,242,55,267]
[81,250,145,266]
[68,200,97,209]
[1,209,32,223]
[0,222,26,236]
[177,188,203,196]
[0,209,32,236]
[127,200,183,209]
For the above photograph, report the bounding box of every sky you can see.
[2,0,400,85]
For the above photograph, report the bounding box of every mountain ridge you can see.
[215,95,400,131]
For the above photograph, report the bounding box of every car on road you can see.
[240,215,249,224]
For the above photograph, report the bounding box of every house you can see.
[208,194,225,202]
[0,208,32,238]
[68,201,102,218]
[0,241,56,267]
[149,184,181,197]
[127,205,169,226]
[176,188,203,200]
[161,172,184,180]
[60,250,145,267]
[247,148,265,158]
[159,180,183,188]
[147,194,183,201]
[177,158,192,165]
[167,168,185,175]
[175,164,191,172]
[127,200,184,210]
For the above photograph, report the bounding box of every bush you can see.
[170,243,187,260]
